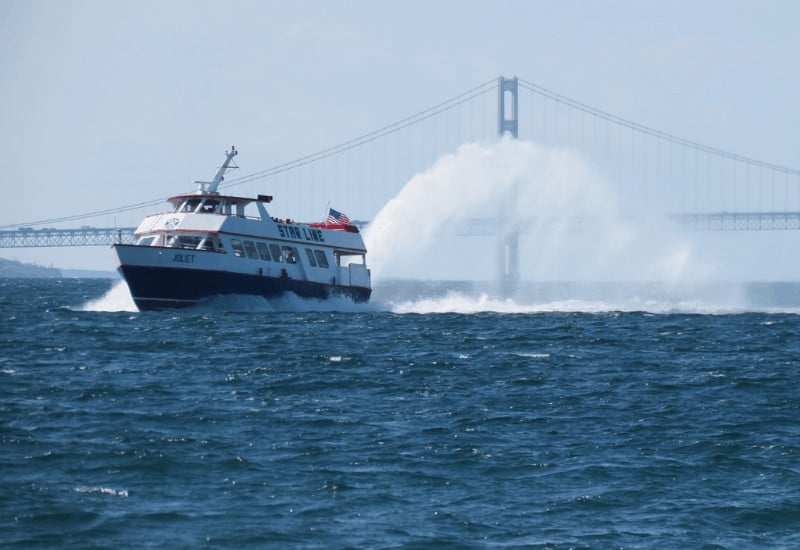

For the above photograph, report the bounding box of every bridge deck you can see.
[670,212,800,231]
[0,227,137,248]
[2,213,800,248]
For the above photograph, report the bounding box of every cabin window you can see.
[314,250,329,268]
[305,248,317,267]
[177,236,202,249]
[256,242,271,261]
[202,199,219,213]
[269,244,283,262]
[231,239,245,258]
[137,236,155,246]
[282,246,298,264]
[183,198,201,212]
[244,240,259,259]
[201,236,215,251]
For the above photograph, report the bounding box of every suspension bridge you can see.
[2,75,799,289]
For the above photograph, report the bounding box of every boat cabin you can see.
[166,193,272,219]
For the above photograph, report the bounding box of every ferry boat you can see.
[112,146,371,310]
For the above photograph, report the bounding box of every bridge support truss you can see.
[0,227,137,248]
[671,212,800,231]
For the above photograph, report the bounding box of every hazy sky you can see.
[1,0,798,272]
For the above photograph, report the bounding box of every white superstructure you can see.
[113,147,371,310]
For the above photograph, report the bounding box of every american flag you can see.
[326,208,351,224]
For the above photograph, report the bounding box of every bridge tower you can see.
[498,76,519,138]
[497,76,520,296]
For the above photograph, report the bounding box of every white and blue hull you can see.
[114,243,371,310]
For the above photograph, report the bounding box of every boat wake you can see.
[381,291,741,315]
[81,280,800,315]
[372,277,800,314]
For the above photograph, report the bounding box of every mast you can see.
[195,146,239,194]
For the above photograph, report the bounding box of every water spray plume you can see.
[365,138,748,312]
[366,138,707,280]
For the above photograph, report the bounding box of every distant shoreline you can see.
[0,258,117,279]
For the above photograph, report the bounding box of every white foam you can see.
[381,290,762,315]
[80,280,137,312]
[74,486,129,497]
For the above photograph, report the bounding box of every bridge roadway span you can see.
[460,212,800,235]
[2,212,800,249]
[0,227,138,248]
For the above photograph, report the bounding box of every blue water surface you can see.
[1,278,799,548]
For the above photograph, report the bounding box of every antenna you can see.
[195,146,239,194]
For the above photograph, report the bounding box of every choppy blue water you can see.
[2,278,800,548]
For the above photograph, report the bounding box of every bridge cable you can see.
[217,79,497,190]
[1,78,497,230]
[519,78,800,176]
